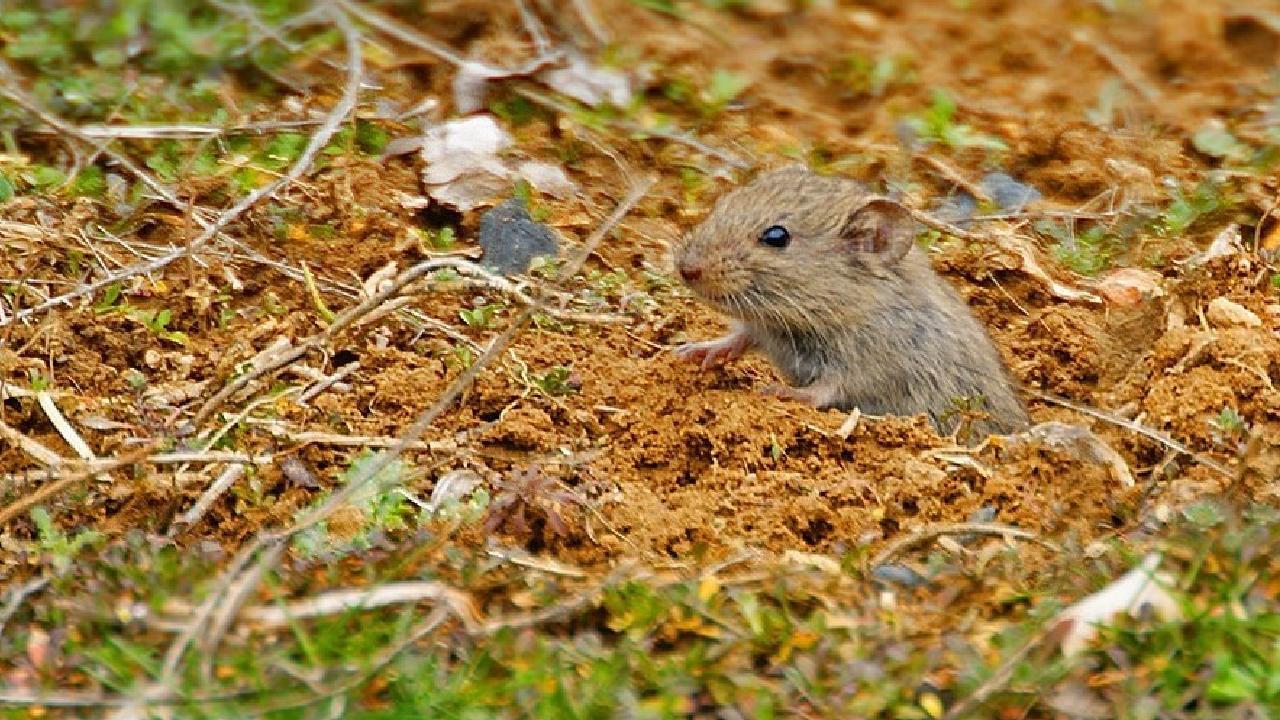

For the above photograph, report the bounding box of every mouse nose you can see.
[678,261,703,283]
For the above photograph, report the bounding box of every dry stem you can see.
[869,522,1060,570]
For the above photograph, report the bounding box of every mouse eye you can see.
[759,225,790,248]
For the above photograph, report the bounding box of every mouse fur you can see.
[673,165,1029,440]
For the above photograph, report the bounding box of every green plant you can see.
[460,303,501,329]
[532,366,581,397]
[29,507,103,572]
[831,53,915,97]
[902,89,1006,151]
[449,343,474,370]
[701,69,749,115]
[292,450,416,559]
[26,369,50,392]
[512,179,550,221]
[939,394,995,444]
[93,283,124,313]
[1209,406,1249,452]
[528,256,563,280]
[678,165,707,205]
[419,226,456,251]
[1211,406,1247,435]
[489,94,539,126]
[1160,179,1230,236]
[1193,122,1253,164]
[588,269,629,297]
[123,368,147,392]
[664,69,750,118]
[123,307,188,345]
[1036,221,1118,276]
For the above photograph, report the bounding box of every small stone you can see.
[478,199,559,275]
[1095,267,1164,308]
[950,505,1000,544]
[980,172,1042,210]
[968,505,998,524]
[1206,296,1262,328]
[871,563,929,588]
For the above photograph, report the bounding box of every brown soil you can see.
[3,0,1280,580]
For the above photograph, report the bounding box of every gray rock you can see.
[871,563,929,588]
[478,199,558,275]
[959,505,999,544]
[968,505,998,524]
[980,172,1042,211]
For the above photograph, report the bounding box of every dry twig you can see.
[0,446,159,527]
[869,522,1060,570]
[1029,390,1234,478]
[158,581,479,631]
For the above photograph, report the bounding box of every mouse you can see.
[672,165,1029,440]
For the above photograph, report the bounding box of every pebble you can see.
[871,563,930,588]
[478,199,559,275]
[980,171,1042,210]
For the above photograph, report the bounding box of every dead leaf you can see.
[428,469,482,513]
[419,116,576,211]
[1262,221,1280,252]
[1054,553,1180,657]
[1184,224,1244,267]
[427,172,511,213]
[781,549,842,574]
[514,161,578,199]
[536,51,632,107]
[423,115,511,160]
[454,61,502,115]
[1046,681,1112,719]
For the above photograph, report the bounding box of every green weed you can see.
[1037,221,1118,276]
[902,89,1006,151]
[418,226,457,251]
[460,303,501,329]
[29,506,104,572]
[292,450,416,559]
[663,69,750,117]
[1159,179,1232,236]
[531,366,580,397]
[830,53,915,97]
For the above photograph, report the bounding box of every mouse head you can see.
[674,166,917,329]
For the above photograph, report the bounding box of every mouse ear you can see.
[839,197,916,265]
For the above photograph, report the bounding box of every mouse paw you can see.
[673,331,753,369]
